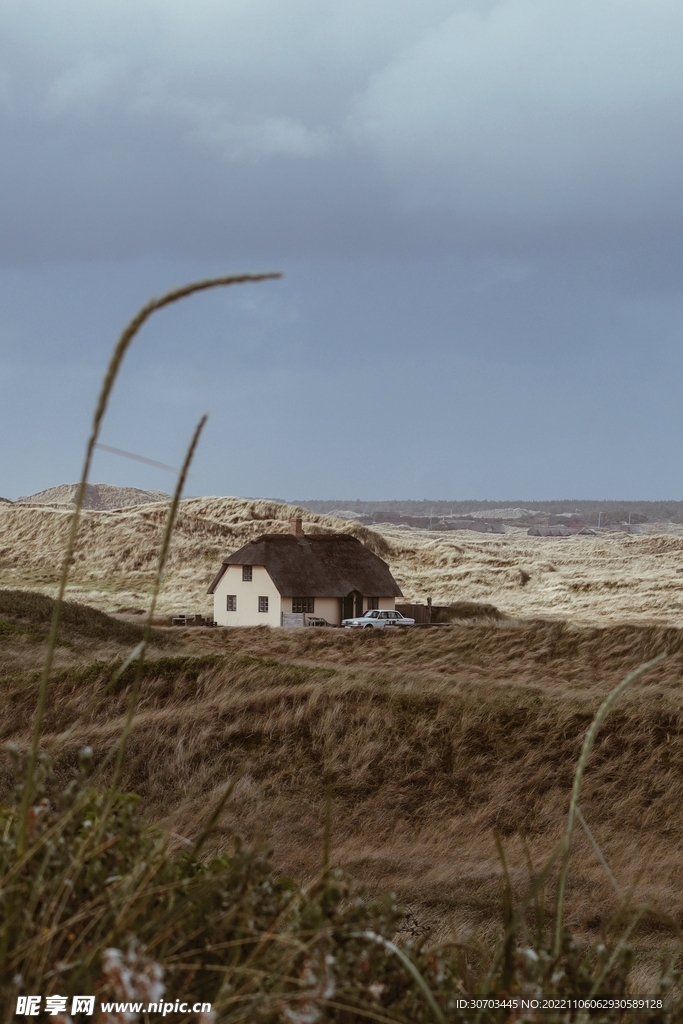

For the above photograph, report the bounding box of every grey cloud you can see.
[355,1,683,222]
[6,0,635,264]
[3,0,683,502]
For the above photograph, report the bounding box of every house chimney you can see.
[290,517,304,537]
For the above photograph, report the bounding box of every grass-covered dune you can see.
[4,496,683,626]
[3,591,683,966]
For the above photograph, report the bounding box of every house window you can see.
[292,597,314,613]
[258,596,269,613]
[242,565,252,581]
[226,595,237,612]
[367,597,379,610]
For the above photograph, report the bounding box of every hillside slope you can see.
[2,607,682,955]
[16,482,169,509]
[0,498,391,616]
[2,496,683,623]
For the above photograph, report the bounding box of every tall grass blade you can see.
[53,414,210,955]
[18,271,281,855]
[357,930,446,1024]
[553,653,666,954]
[589,910,644,996]
[575,805,622,898]
[108,414,207,796]
[486,841,564,982]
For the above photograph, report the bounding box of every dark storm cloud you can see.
[2,0,683,264]
[0,0,458,261]
[3,1,683,501]
[357,2,683,224]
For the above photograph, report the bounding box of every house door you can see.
[342,591,363,619]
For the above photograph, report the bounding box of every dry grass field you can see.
[2,496,683,625]
[3,498,683,987]
[2,587,683,984]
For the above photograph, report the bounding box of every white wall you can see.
[213,564,281,627]
[213,568,396,627]
[281,597,394,625]
[313,597,341,625]
[279,596,341,625]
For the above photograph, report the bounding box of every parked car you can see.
[342,609,415,629]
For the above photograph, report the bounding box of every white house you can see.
[208,519,402,627]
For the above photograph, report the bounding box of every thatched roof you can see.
[208,533,402,597]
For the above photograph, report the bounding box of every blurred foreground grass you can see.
[3,592,683,1020]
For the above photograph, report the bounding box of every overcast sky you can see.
[2,0,683,501]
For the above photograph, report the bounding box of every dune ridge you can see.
[2,496,683,624]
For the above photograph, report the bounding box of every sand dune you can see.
[16,482,169,509]
[2,495,683,624]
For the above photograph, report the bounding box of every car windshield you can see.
[364,610,379,618]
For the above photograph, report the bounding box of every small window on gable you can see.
[258,596,269,613]
[292,597,314,613]
[226,595,236,612]
[367,597,379,610]
[242,565,252,581]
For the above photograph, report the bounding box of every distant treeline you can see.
[295,499,683,525]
